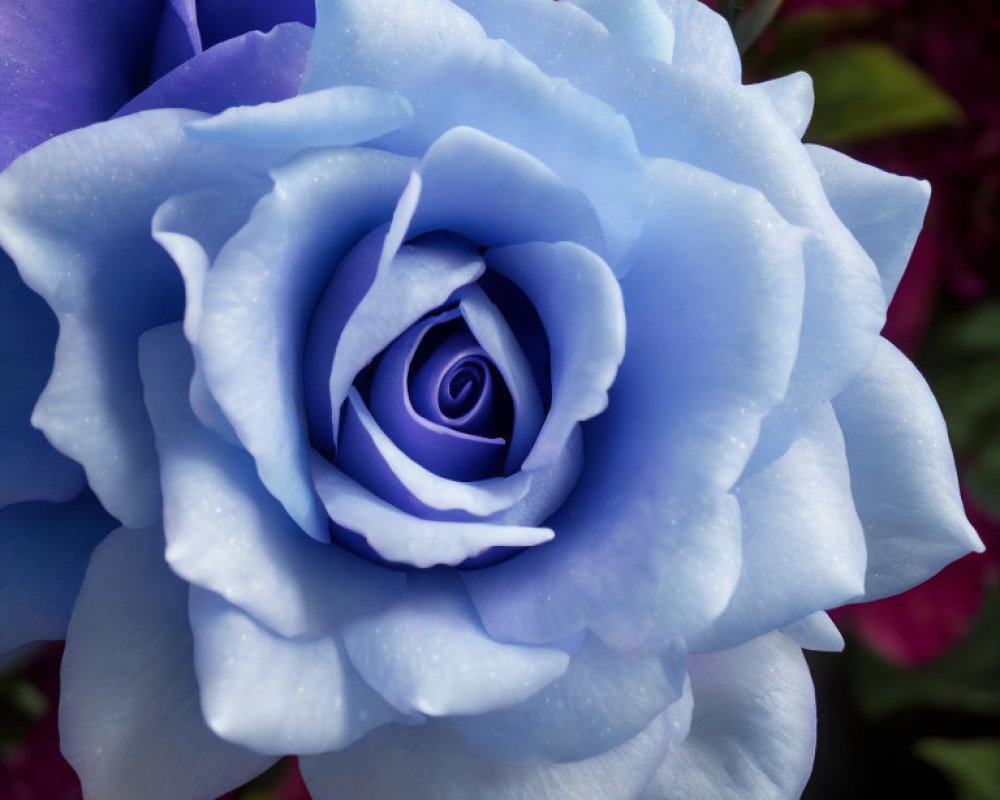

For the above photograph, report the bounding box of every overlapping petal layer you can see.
[60,526,275,800]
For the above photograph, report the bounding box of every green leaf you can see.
[916,739,1000,800]
[851,585,1000,720]
[800,43,963,145]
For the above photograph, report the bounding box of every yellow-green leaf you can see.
[802,43,963,145]
[916,738,1000,800]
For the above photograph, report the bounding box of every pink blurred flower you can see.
[274,759,311,800]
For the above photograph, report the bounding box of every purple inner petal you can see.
[151,0,201,80]
[408,323,512,440]
[196,0,315,50]
[365,309,510,482]
[478,270,551,411]
[115,22,311,118]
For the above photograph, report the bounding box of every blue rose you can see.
[0,1,983,799]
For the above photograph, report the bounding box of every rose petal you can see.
[456,285,545,472]
[642,633,815,800]
[658,0,741,81]
[140,323,404,640]
[0,0,161,168]
[0,109,246,528]
[197,147,414,540]
[117,23,312,118]
[311,455,554,569]
[388,40,643,263]
[303,0,484,91]
[339,389,530,518]
[751,72,814,138]
[568,0,674,60]
[484,242,625,473]
[364,308,508,483]
[451,634,687,763]
[0,492,114,653]
[189,587,399,756]
[405,126,605,255]
[301,707,684,800]
[343,571,569,717]
[150,0,200,80]
[338,390,583,531]
[152,184,266,443]
[832,339,983,601]
[185,86,414,149]
[312,226,485,450]
[503,18,884,428]
[807,144,931,303]
[781,612,845,653]
[60,526,276,800]
[466,159,804,652]
[690,405,866,652]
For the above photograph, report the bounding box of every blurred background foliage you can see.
[2,1,998,798]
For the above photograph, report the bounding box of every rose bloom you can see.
[0,1,983,799]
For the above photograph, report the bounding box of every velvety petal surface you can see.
[569,0,674,60]
[60,526,275,800]
[466,159,804,651]
[499,11,885,423]
[781,612,845,653]
[0,109,246,528]
[627,77,882,421]
[0,0,161,168]
[387,40,643,262]
[152,183,267,442]
[446,0,651,102]
[808,144,931,302]
[301,708,684,800]
[405,126,605,255]
[140,323,404,640]
[456,284,544,473]
[343,572,569,718]
[303,0,484,90]
[451,635,688,763]
[658,0,741,81]
[832,339,982,601]
[311,456,553,568]
[691,405,867,652]
[0,492,114,653]
[190,587,399,756]
[485,242,625,472]
[751,72,814,139]
[185,86,414,149]
[642,633,815,800]
[117,23,312,117]
[0,252,84,508]
[196,146,414,539]
[305,1,644,261]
